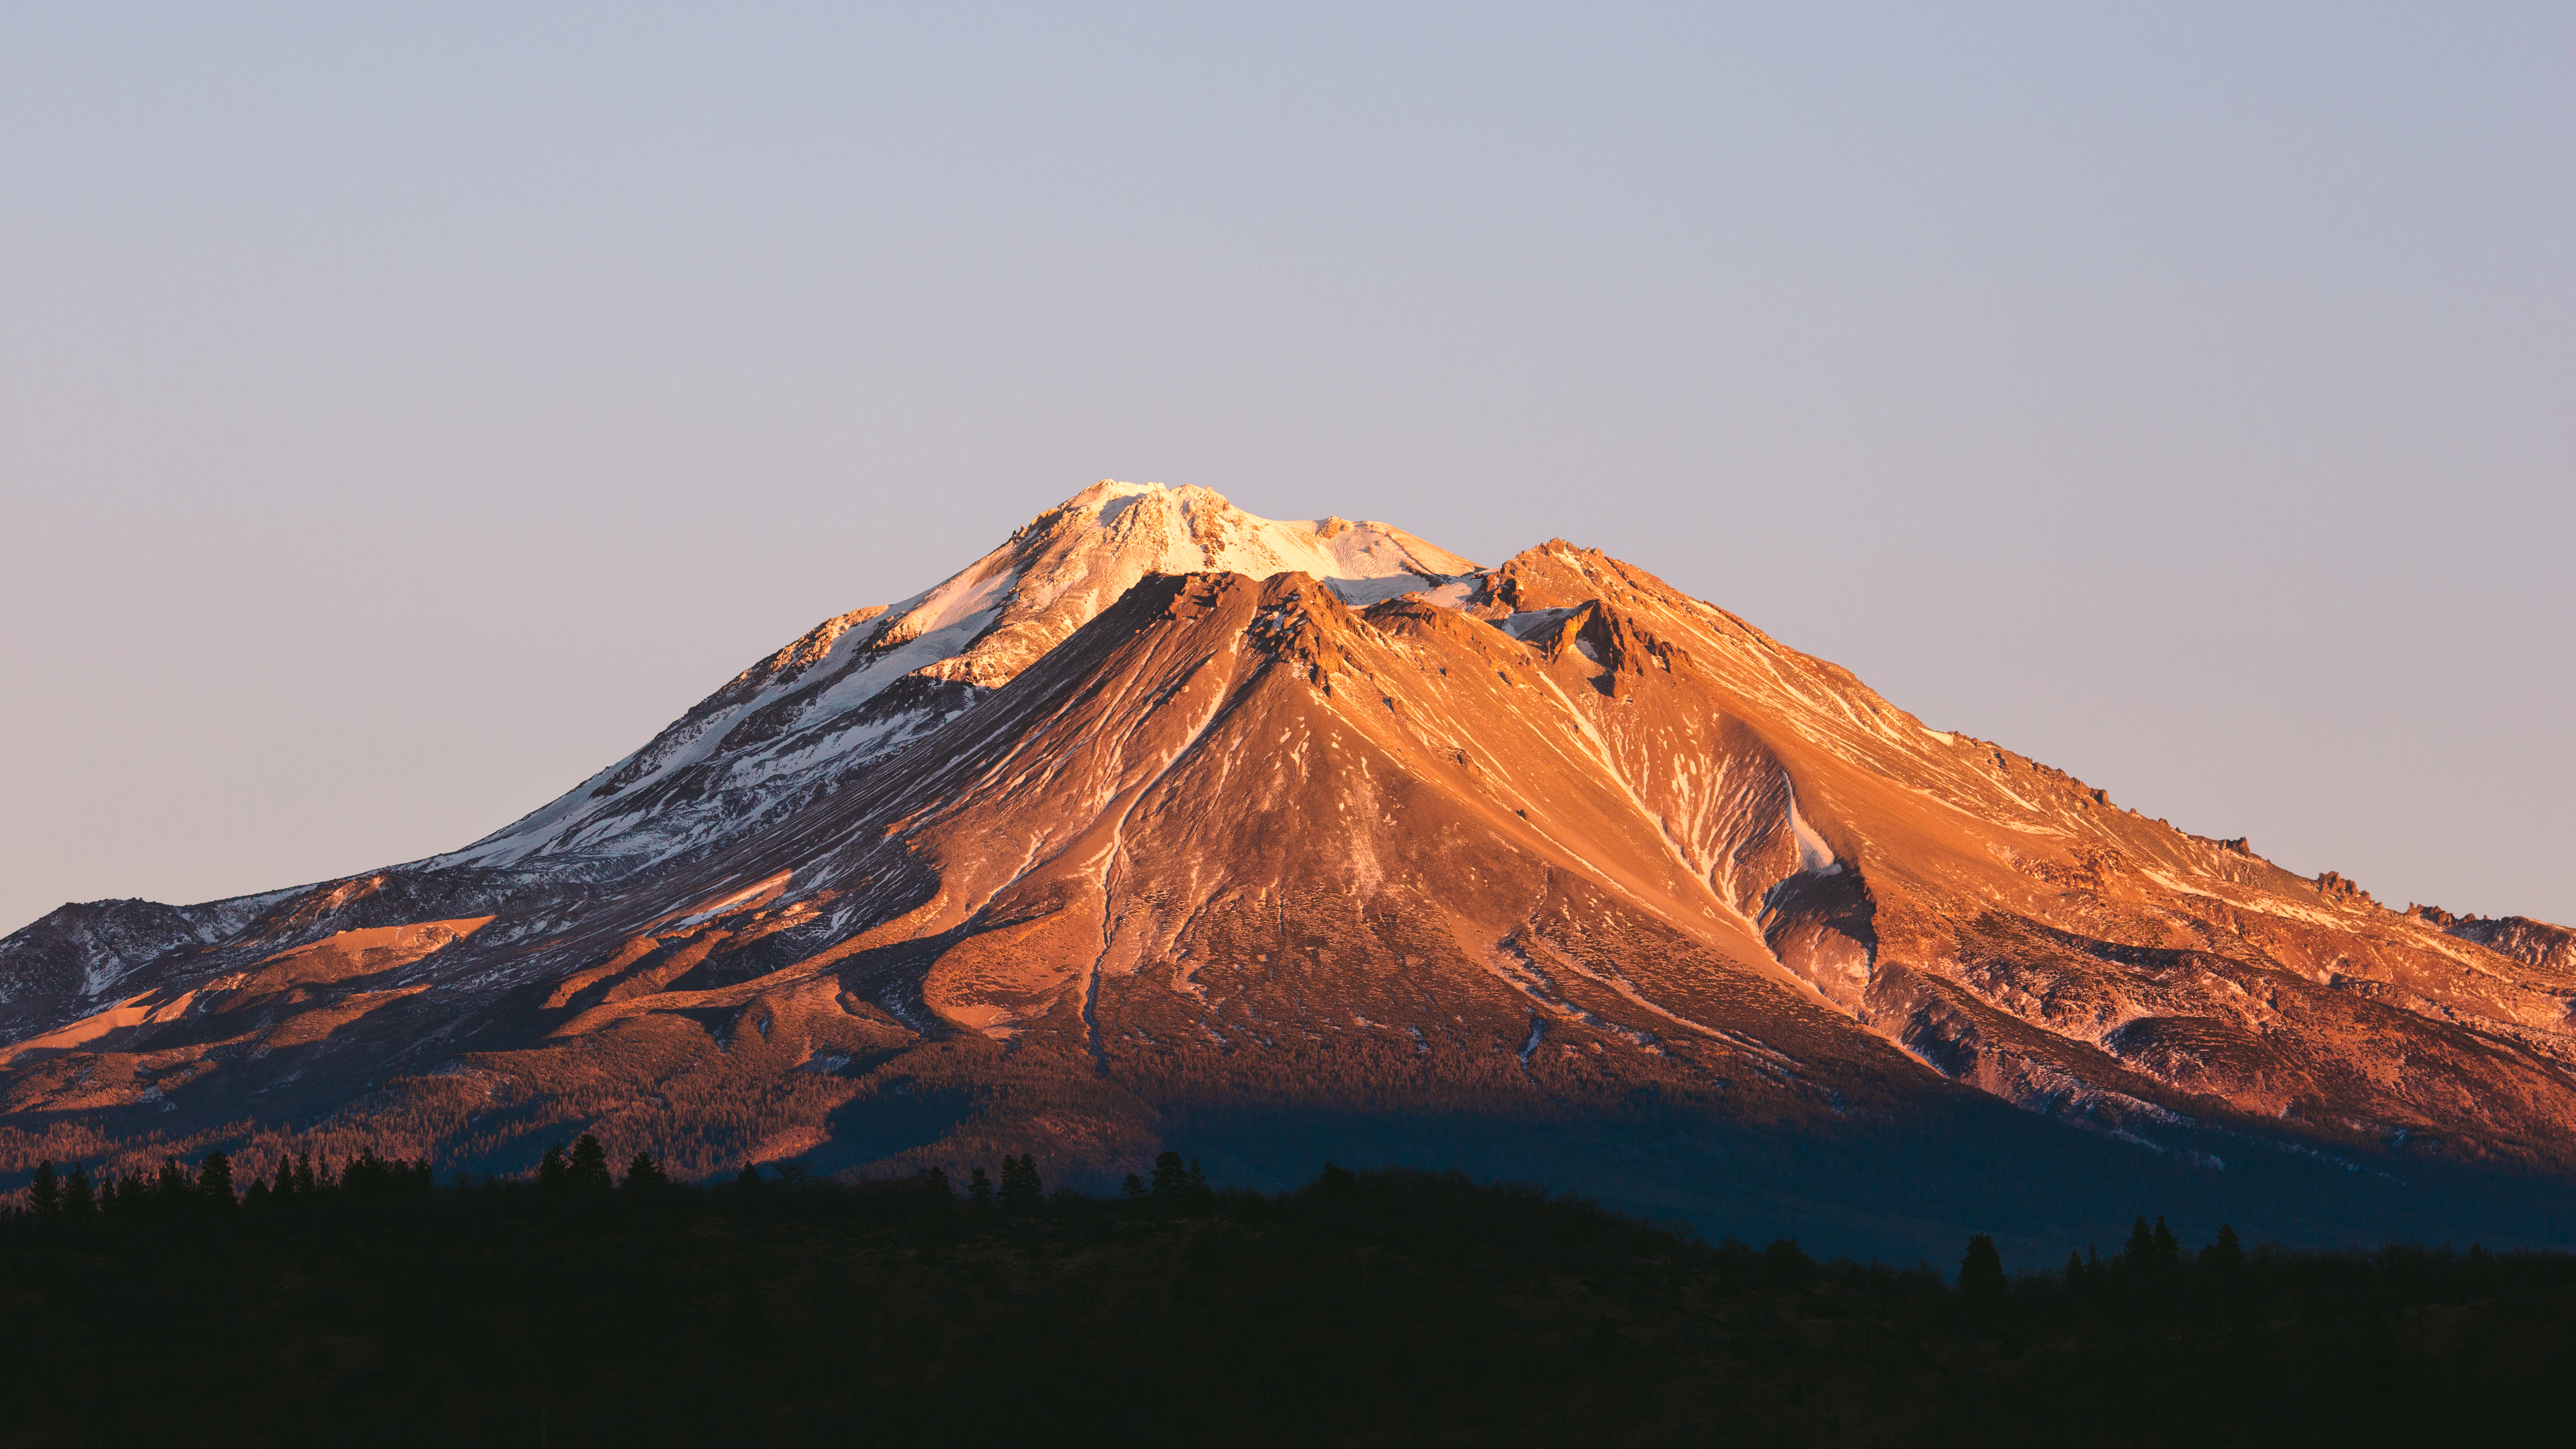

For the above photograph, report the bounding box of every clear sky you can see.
[4,4,2570,933]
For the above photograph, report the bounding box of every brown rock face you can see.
[2445,916,2576,975]
[3,487,2571,1256]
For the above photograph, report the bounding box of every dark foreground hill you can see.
[2,1159,2569,1448]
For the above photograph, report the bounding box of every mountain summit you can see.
[445,481,1475,873]
[5,482,2571,1255]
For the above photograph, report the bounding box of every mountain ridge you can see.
[4,481,2571,1258]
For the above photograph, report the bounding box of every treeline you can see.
[6,1139,1221,1221]
[14,1144,435,1220]
[0,1160,2569,1446]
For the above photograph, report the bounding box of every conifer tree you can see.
[734,1163,763,1188]
[198,1152,234,1207]
[2064,1248,2085,1284]
[1150,1150,1190,1202]
[538,1143,571,1191]
[1122,1173,1148,1202]
[274,1155,296,1198]
[2202,1223,2246,1272]
[1000,1154,1043,1215]
[156,1157,194,1208]
[2123,1216,2157,1267]
[292,1151,315,1195]
[27,1159,59,1218]
[64,1164,94,1220]
[968,1166,993,1211]
[1958,1234,2006,1298]
[2152,1216,2182,1262]
[1762,1239,1818,1289]
[569,1134,613,1191]
[340,1149,413,1197]
[622,1152,668,1191]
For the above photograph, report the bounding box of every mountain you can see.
[5,481,2572,1258]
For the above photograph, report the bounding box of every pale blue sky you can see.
[4,3,2570,931]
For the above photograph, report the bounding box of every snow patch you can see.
[1787,782,1842,876]
[1413,578,1479,611]
[1500,608,1575,640]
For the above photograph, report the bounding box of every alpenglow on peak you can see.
[443,481,1478,870]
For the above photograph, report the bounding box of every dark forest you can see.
[2,1150,2569,1447]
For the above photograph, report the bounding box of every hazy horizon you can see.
[4,4,2570,932]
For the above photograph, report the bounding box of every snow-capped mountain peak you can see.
[11,477,2575,1258]
[442,481,1476,871]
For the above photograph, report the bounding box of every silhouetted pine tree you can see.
[1149,1150,1190,1203]
[569,1135,613,1192]
[538,1143,571,1192]
[199,1152,235,1207]
[1122,1173,1148,1202]
[273,1155,297,1198]
[623,1152,668,1191]
[734,1163,763,1189]
[63,1164,94,1221]
[2123,1216,2157,1268]
[2152,1216,2181,1262]
[1000,1155,1043,1215]
[26,1160,59,1218]
[155,1158,195,1209]
[967,1167,993,1211]
[1959,1234,2006,1298]
[2202,1223,2245,1272]
[1762,1239,1818,1290]
[340,1149,428,1197]
[292,1151,316,1195]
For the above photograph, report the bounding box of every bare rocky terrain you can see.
[6,481,2570,1258]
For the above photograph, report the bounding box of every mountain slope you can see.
[439,480,1471,874]
[4,482,2571,1257]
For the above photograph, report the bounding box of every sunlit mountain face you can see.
[6,481,2571,1258]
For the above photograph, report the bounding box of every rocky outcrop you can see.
[2449,916,2576,974]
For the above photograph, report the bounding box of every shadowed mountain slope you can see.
[4,483,2570,1259]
